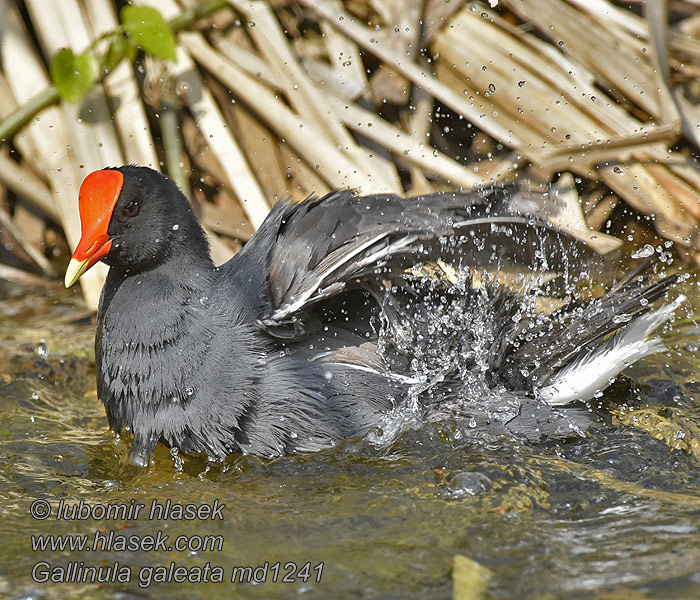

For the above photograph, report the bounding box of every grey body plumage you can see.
[84,166,680,466]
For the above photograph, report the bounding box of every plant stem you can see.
[160,100,191,201]
[169,0,229,34]
[0,87,60,143]
[0,0,230,145]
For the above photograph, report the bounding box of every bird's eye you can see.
[124,201,140,217]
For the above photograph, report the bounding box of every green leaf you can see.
[103,34,136,71]
[50,48,99,103]
[120,5,177,62]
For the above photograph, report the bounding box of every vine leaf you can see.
[104,34,137,70]
[50,49,99,104]
[120,6,177,62]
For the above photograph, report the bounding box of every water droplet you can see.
[36,341,49,359]
[441,472,492,500]
[612,313,632,324]
[631,244,655,259]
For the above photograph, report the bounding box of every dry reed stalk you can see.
[141,0,271,234]
[211,26,273,79]
[24,0,126,171]
[422,0,468,45]
[198,192,255,242]
[11,201,46,261]
[298,0,519,145]
[24,0,131,297]
[545,173,623,253]
[668,162,700,205]
[180,103,266,237]
[210,16,330,199]
[434,9,661,155]
[537,125,679,173]
[297,56,367,107]
[207,27,487,189]
[0,75,45,178]
[181,33,386,191]
[181,116,239,202]
[503,2,698,185]
[599,164,699,262]
[573,0,700,150]
[229,0,402,193]
[503,0,661,118]
[645,0,680,124]
[0,263,57,287]
[0,153,57,222]
[601,163,690,227]
[429,59,541,160]
[1,5,107,307]
[324,94,485,188]
[429,1,699,260]
[2,0,698,287]
[585,195,619,232]
[284,80,408,193]
[673,89,700,153]
[319,20,368,97]
[81,0,160,168]
[278,144,333,199]
[645,164,700,223]
[568,0,647,37]
[405,86,437,194]
[366,0,420,106]
[225,102,295,202]
[0,204,56,275]
[0,68,52,278]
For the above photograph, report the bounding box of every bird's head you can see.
[65,165,205,287]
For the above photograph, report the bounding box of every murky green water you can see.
[1,272,699,600]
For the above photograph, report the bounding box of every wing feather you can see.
[226,185,608,332]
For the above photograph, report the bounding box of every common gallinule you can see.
[64,166,683,466]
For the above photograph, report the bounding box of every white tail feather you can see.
[538,295,686,406]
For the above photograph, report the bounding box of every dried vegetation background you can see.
[0,0,699,310]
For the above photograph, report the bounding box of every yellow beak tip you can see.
[64,258,89,288]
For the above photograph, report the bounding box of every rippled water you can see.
[1,271,699,600]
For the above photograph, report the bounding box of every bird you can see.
[64,165,683,467]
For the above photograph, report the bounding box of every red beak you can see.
[64,169,124,287]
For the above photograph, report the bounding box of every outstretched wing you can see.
[226,185,607,331]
